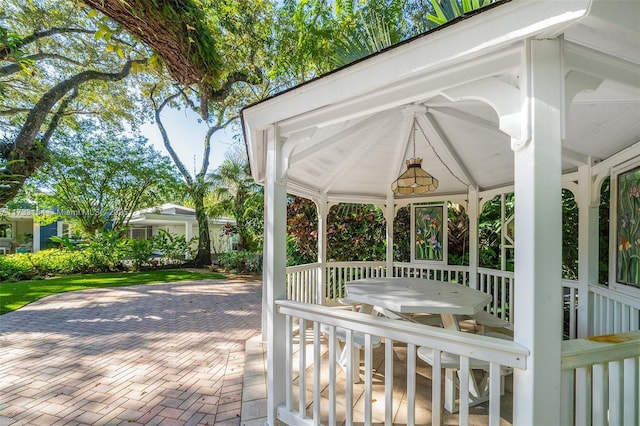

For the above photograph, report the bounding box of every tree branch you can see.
[0,28,95,60]
[1,53,84,77]
[151,89,193,188]
[0,59,145,206]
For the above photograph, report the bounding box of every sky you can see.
[139,106,238,177]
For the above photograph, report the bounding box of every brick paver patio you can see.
[0,277,263,425]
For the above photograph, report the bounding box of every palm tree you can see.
[208,153,263,252]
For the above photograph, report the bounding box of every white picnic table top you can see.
[345,277,492,315]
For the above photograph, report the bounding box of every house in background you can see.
[1,203,237,256]
[0,207,61,254]
[127,203,238,255]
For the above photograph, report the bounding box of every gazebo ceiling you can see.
[242,0,640,203]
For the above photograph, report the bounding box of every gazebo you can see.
[241,1,640,425]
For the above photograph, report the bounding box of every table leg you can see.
[440,313,488,413]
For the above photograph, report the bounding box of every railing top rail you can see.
[589,283,640,309]
[393,262,469,271]
[286,262,321,272]
[561,330,640,370]
[324,261,387,266]
[277,299,528,369]
[476,267,514,277]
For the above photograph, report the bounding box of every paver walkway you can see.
[0,277,262,425]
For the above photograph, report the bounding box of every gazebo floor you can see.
[289,331,513,425]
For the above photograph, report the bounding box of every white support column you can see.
[577,163,599,337]
[468,187,479,289]
[184,222,192,241]
[264,126,288,425]
[385,194,395,276]
[316,194,328,304]
[32,222,40,252]
[512,38,564,426]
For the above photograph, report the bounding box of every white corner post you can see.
[577,163,599,338]
[263,125,288,425]
[385,193,395,276]
[467,187,479,290]
[316,194,328,304]
[512,38,564,425]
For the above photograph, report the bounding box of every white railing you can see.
[393,262,469,285]
[325,261,386,301]
[276,300,528,426]
[286,263,321,304]
[286,262,516,321]
[562,279,584,340]
[590,284,640,335]
[286,261,640,337]
[561,330,640,426]
[477,268,514,325]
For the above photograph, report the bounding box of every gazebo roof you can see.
[242,0,640,203]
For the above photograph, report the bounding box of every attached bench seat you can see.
[321,300,382,383]
[417,343,513,413]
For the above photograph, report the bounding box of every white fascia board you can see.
[241,0,592,134]
[132,213,198,224]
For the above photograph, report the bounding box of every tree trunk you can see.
[192,187,212,267]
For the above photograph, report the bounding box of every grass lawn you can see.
[0,269,225,315]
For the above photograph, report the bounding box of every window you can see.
[0,223,12,238]
[131,226,153,240]
[231,234,240,251]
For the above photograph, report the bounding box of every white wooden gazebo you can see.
[242,1,640,424]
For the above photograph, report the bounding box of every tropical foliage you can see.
[208,151,264,252]
[26,124,181,233]
[0,229,196,281]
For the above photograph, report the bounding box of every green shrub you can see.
[126,238,154,271]
[218,250,262,273]
[30,249,91,275]
[0,230,199,282]
[153,230,195,264]
[0,254,33,281]
[84,229,130,271]
[0,249,92,281]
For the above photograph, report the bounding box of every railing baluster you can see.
[286,315,293,411]
[560,369,574,426]
[575,366,591,426]
[608,359,623,426]
[459,355,470,426]
[489,362,501,426]
[365,333,373,426]
[623,357,638,424]
[407,343,416,426]
[328,325,337,426]
[313,323,321,424]
[592,363,608,425]
[346,329,354,425]
[385,338,393,426]
[431,349,442,426]
[299,318,307,417]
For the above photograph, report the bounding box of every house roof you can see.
[128,204,235,226]
[242,0,640,204]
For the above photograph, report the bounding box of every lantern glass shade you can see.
[391,158,439,195]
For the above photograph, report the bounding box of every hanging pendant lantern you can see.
[391,118,439,195]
